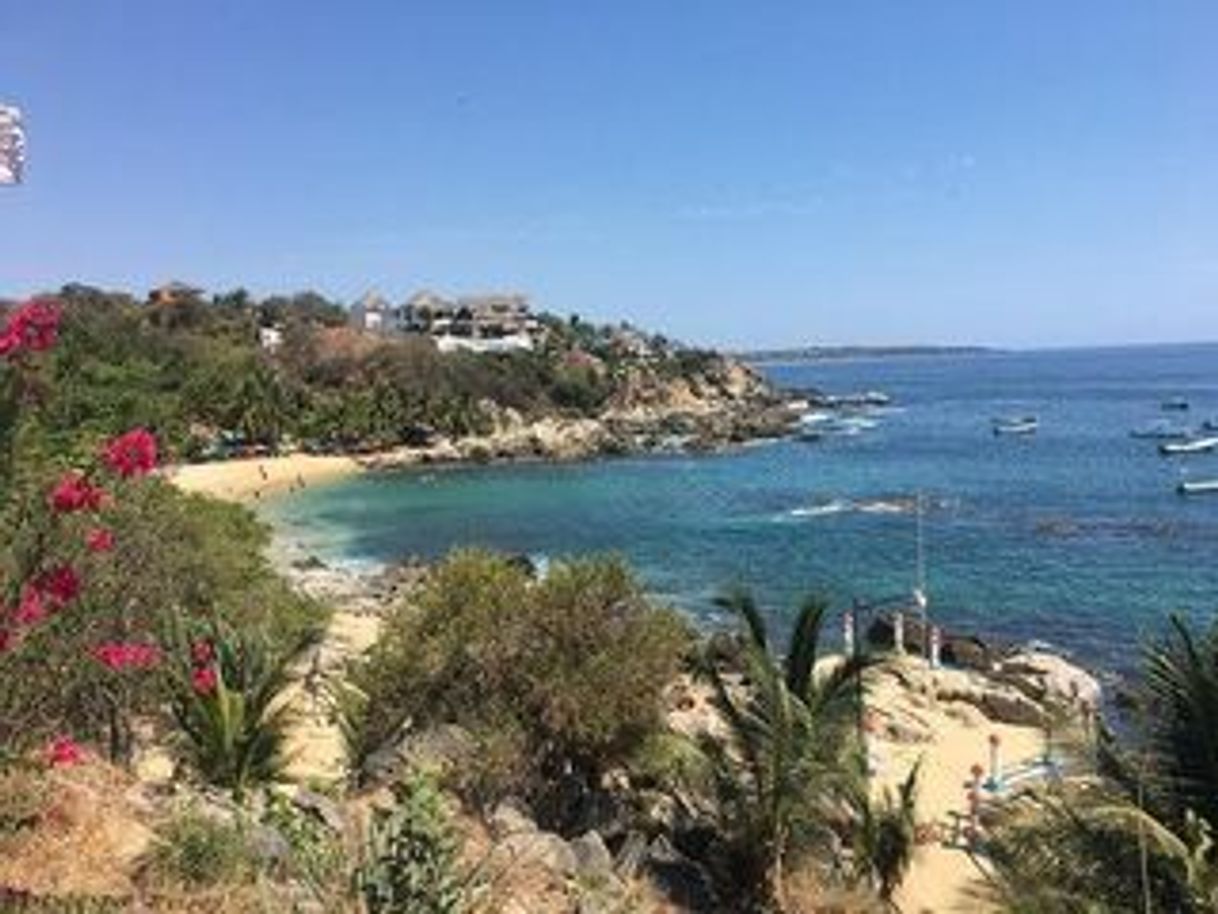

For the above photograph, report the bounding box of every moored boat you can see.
[1178,479,1218,495]
[1159,436,1218,456]
[992,416,1038,435]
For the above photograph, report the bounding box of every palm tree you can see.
[1142,614,1218,829]
[986,780,1218,913]
[985,614,1218,913]
[849,760,920,905]
[699,588,871,911]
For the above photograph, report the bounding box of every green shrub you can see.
[356,772,470,914]
[148,808,254,888]
[260,791,347,896]
[351,550,690,826]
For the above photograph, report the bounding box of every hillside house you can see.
[349,291,402,334]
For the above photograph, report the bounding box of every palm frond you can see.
[785,595,827,701]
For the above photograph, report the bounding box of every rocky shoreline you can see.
[357,363,803,471]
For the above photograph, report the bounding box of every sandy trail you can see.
[867,657,1050,913]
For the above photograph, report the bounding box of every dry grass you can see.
[0,759,154,899]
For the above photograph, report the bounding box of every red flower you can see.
[191,665,218,695]
[101,428,158,478]
[33,565,81,607]
[0,628,13,653]
[50,472,106,514]
[46,735,85,767]
[0,298,61,359]
[15,585,47,625]
[85,527,115,553]
[92,641,161,671]
[191,640,214,666]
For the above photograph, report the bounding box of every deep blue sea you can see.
[267,344,1218,676]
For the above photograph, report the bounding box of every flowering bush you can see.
[0,296,325,768]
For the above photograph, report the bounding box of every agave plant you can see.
[699,588,871,912]
[164,618,295,801]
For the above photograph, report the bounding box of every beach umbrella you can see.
[0,105,27,185]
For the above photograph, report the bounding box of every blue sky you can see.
[1,1,1215,348]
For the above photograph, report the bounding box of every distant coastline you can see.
[739,344,995,364]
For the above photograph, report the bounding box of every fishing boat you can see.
[1130,421,1192,440]
[1178,480,1218,495]
[1162,397,1190,411]
[992,416,1038,436]
[1159,436,1218,456]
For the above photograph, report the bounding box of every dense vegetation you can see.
[346,550,690,826]
[5,284,736,461]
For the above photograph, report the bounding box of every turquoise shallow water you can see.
[267,344,1218,675]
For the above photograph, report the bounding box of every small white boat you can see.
[1178,480,1218,495]
[993,416,1038,436]
[1159,436,1218,456]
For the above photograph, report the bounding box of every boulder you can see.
[489,798,538,840]
[496,830,578,877]
[570,830,614,880]
[1000,650,1102,709]
[250,824,293,868]
[643,835,719,911]
[292,788,344,832]
[362,723,476,783]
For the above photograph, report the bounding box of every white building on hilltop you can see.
[351,289,544,353]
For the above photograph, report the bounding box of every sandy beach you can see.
[167,453,363,503]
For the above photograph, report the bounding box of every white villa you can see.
[350,289,542,353]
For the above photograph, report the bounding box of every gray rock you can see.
[644,835,719,911]
[250,824,292,868]
[570,830,614,879]
[292,788,344,832]
[361,723,476,784]
[577,875,629,914]
[497,830,578,877]
[489,797,538,840]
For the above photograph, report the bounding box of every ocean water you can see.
[266,344,1218,675]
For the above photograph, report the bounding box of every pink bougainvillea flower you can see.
[0,298,61,358]
[191,665,218,695]
[46,735,85,767]
[92,641,161,671]
[0,628,14,653]
[15,584,47,625]
[33,565,81,607]
[85,527,115,553]
[190,640,214,666]
[50,472,106,514]
[101,427,158,478]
